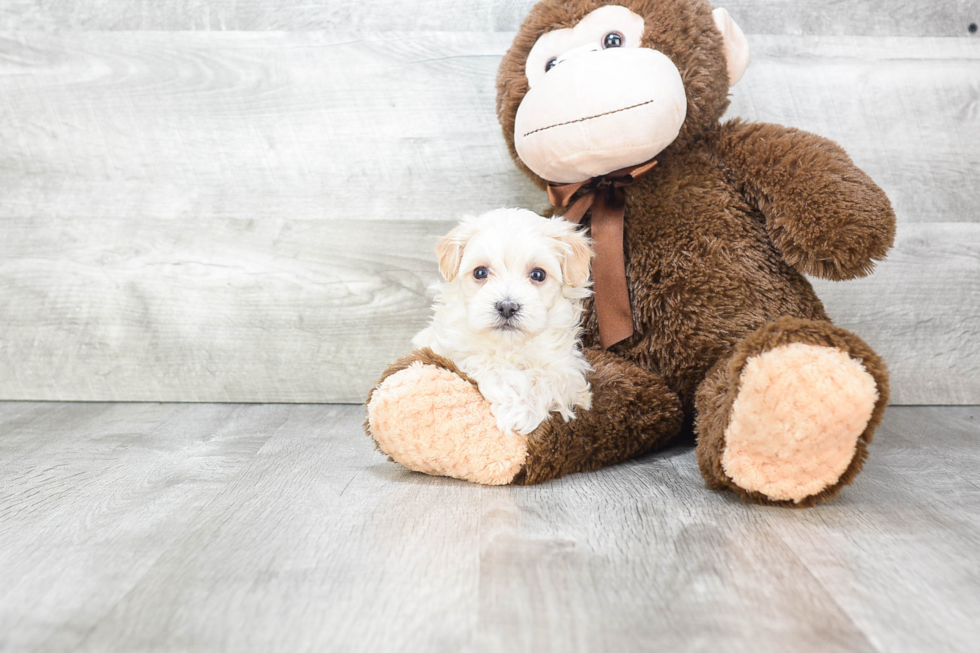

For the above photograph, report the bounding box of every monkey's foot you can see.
[720,343,878,503]
[366,361,527,485]
[696,317,889,507]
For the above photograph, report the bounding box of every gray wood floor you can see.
[1,402,978,653]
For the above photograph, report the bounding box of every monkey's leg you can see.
[365,348,684,485]
[695,316,889,507]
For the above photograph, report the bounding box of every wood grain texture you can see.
[0,402,289,652]
[0,402,977,652]
[0,33,976,224]
[762,407,980,652]
[2,0,978,36]
[811,223,980,406]
[0,30,977,403]
[0,31,543,223]
[0,220,976,404]
[0,217,450,402]
[731,35,980,227]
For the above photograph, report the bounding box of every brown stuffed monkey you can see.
[365,0,895,507]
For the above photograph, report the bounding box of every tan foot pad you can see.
[721,343,879,503]
[367,362,527,485]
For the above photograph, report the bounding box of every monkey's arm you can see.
[711,119,896,280]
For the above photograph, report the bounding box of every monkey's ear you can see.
[712,8,750,86]
[435,220,477,281]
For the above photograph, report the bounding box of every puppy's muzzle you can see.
[495,299,521,320]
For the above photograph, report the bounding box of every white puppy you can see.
[413,208,594,436]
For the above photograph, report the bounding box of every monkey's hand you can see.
[713,119,896,280]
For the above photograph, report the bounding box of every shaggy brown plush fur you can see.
[366,0,895,506]
[493,0,894,504]
[706,121,896,281]
[515,348,684,484]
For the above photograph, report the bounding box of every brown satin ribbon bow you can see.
[547,159,658,349]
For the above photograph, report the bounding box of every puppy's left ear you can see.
[551,220,593,288]
[435,219,478,281]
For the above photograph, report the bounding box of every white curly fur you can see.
[413,208,594,435]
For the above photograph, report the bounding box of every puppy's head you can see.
[436,208,593,341]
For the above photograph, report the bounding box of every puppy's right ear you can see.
[435,219,476,281]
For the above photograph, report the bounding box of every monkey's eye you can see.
[603,32,624,49]
[545,58,558,72]
[473,266,490,280]
[529,268,547,283]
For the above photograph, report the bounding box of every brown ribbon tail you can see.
[618,159,658,180]
[589,187,633,348]
[560,192,595,225]
[545,159,657,349]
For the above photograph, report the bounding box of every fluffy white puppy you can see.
[413,208,594,436]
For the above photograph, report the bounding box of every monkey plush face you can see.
[497,0,750,185]
[515,5,687,183]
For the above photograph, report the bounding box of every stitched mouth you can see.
[522,99,655,138]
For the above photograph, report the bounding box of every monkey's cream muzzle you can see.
[514,46,687,184]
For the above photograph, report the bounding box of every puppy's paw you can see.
[551,387,592,423]
[492,400,548,436]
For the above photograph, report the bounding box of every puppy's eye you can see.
[545,58,558,72]
[473,266,490,280]
[603,32,624,49]
[529,268,547,282]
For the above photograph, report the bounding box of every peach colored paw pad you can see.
[721,343,878,503]
[367,362,527,485]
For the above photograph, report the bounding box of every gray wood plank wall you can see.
[0,2,978,403]
[3,1,978,35]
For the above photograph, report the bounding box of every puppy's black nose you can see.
[495,299,520,319]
